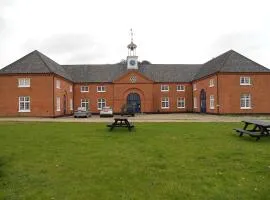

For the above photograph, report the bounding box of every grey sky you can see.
[0,0,269,68]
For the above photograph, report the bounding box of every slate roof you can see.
[194,50,270,80]
[63,64,127,83]
[139,64,201,82]
[1,49,269,83]
[0,50,73,81]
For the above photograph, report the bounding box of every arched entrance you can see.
[127,93,141,113]
[63,95,67,115]
[200,89,206,113]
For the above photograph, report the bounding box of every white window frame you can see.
[161,85,169,92]
[240,94,251,109]
[56,80,61,89]
[97,98,106,110]
[56,97,61,111]
[97,86,106,93]
[177,85,185,91]
[18,78,30,88]
[194,97,197,108]
[70,99,73,111]
[210,95,215,109]
[209,79,214,87]
[81,99,89,110]
[81,86,89,93]
[161,97,169,109]
[177,97,185,108]
[240,77,251,85]
[193,83,197,91]
[69,85,73,93]
[18,96,30,112]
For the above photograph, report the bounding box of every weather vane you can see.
[130,28,134,42]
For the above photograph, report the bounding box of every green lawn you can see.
[1,122,270,200]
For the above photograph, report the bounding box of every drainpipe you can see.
[52,74,55,117]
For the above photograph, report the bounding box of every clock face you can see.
[129,59,136,66]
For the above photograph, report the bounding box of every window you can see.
[210,95,214,109]
[194,97,197,108]
[81,99,89,110]
[81,86,89,92]
[209,79,214,87]
[240,77,251,85]
[161,97,169,109]
[240,94,251,109]
[19,96,30,112]
[193,83,197,91]
[56,97,60,111]
[70,99,73,110]
[161,85,169,92]
[97,86,106,92]
[177,85,185,91]
[177,97,185,108]
[69,85,73,92]
[18,78,30,87]
[56,80,61,89]
[97,98,106,110]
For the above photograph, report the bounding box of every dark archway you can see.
[63,95,67,115]
[127,93,141,113]
[200,89,206,113]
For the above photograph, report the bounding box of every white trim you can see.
[209,79,214,87]
[70,99,73,110]
[18,78,30,88]
[161,85,169,92]
[210,95,215,109]
[18,96,31,112]
[56,97,61,111]
[161,97,169,109]
[240,94,251,109]
[81,86,89,92]
[177,97,185,108]
[81,99,89,110]
[176,85,185,91]
[97,98,106,110]
[69,85,73,93]
[240,77,251,86]
[193,83,197,91]
[56,80,61,89]
[194,97,197,108]
[97,86,106,93]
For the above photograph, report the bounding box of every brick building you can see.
[0,39,269,117]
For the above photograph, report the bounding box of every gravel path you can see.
[0,113,269,123]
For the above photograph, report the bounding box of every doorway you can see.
[200,89,206,113]
[127,93,141,113]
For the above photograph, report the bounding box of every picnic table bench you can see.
[107,117,134,131]
[234,119,270,141]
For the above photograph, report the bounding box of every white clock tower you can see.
[127,29,138,70]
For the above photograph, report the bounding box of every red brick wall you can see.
[0,74,54,117]
[218,73,270,114]
[193,75,218,113]
[73,83,114,113]
[53,75,74,116]
[153,83,192,113]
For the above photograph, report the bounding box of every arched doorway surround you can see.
[123,88,145,113]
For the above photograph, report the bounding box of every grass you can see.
[1,122,270,199]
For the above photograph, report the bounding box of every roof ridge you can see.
[35,50,54,73]
[219,50,234,71]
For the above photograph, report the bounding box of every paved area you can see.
[0,113,269,123]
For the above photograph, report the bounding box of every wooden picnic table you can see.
[234,119,270,141]
[107,117,134,131]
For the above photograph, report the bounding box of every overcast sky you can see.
[0,0,269,69]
